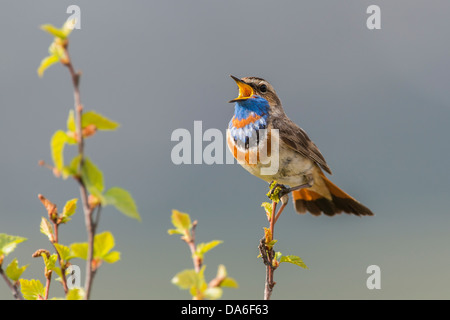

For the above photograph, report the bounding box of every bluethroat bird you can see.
[227,75,373,216]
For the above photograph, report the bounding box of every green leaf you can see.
[51,130,69,171]
[261,202,273,220]
[67,110,76,132]
[170,210,191,234]
[93,232,120,263]
[41,24,67,39]
[62,18,76,37]
[62,154,82,178]
[81,157,104,195]
[0,234,27,257]
[103,251,120,263]
[37,54,59,78]
[66,288,84,300]
[215,265,238,288]
[70,232,120,264]
[220,277,239,288]
[171,269,198,290]
[174,265,207,298]
[93,231,115,258]
[82,111,120,131]
[19,279,45,300]
[54,243,73,262]
[62,198,77,218]
[40,217,54,242]
[279,255,308,269]
[104,187,141,221]
[195,265,208,295]
[274,251,282,262]
[48,41,66,58]
[216,264,227,278]
[203,287,223,300]
[70,154,82,170]
[43,254,58,271]
[167,229,184,235]
[66,135,77,145]
[196,240,223,258]
[52,266,63,279]
[69,243,88,260]
[5,258,28,281]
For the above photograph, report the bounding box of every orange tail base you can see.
[292,173,373,217]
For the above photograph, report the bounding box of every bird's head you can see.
[229,75,282,116]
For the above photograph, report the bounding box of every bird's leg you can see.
[268,182,288,197]
[268,181,311,199]
[268,175,313,199]
[267,175,313,225]
[279,182,312,197]
[278,174,314,198]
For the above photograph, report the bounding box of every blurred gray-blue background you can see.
[1,1,449,299]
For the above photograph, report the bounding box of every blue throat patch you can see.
[232,96,270,120]
[229,96,270,145]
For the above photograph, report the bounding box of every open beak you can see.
[229,75,254,103]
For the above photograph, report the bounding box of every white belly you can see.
[227,129,315,187]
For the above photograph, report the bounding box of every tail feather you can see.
[293,171,373,217]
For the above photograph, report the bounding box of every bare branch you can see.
[63,45,97,300]
[259,197,289,300]
[185,220,202,273]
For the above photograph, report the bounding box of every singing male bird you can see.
[227,75,373,216]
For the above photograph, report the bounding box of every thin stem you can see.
[186,221,201,273]
[44,274,51,300]
[93,205,102,234]
[274,202,287,224]
[84,205,102,296]
[265,258,274,300]
[259,238,275,300]
[59,262,69,294]
[83,204,95,300]
[270,202,277,236]
[53,222,59,243]
[261,199,287,300]
[51,223,69,294]
[64,47,96,300]
[261,185,303,299]
[0,266,23,300]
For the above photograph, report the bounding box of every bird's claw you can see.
[267,181,288,202]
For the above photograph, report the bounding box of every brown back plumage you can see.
[272,114,332,175]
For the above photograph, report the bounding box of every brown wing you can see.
[272,115,332,175]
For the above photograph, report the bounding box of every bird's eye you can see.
[259,84,267,93]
